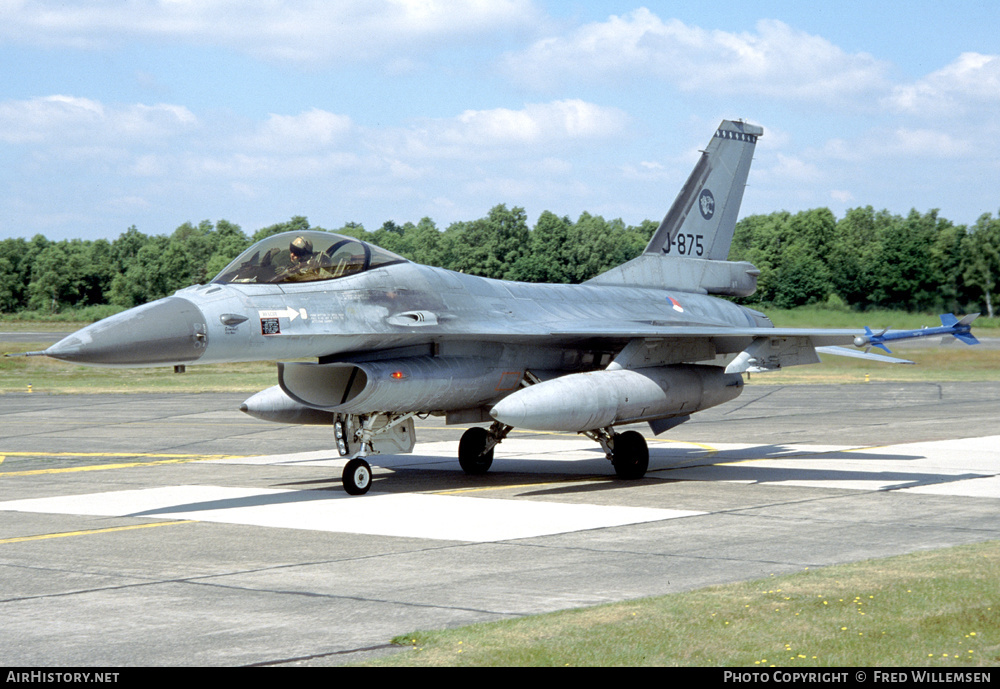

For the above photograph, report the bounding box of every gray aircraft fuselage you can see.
[48,257,766,372]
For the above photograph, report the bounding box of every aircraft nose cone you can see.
[44,297,208,367]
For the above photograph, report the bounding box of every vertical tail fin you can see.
[644,120,762,260]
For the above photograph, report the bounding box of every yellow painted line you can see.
[0,520,196,545]
[0,451,241,459]
[649,437,718,452]
[1,461,200,477]
[0,452,247,477]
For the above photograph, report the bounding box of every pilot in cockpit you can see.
[289,236,315,264]
[280,235,333,281]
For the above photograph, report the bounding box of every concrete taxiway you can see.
[1,382,999,666]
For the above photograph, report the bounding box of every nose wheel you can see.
[342,457,373,495]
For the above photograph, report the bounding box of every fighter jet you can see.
[34,120,979,494]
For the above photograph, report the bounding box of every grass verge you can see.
[765,307,1000,331]
[1,341,278,393]
[744,347,1000,385]
[368,541,999,667]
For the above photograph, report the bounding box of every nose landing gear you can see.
[342,457,372,495]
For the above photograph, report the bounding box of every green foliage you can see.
[961,213,1000,318]
[733,207,995,315]
[1,205,997,318]
[251,215,311,242]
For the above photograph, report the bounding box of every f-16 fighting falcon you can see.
[32,120,979,494]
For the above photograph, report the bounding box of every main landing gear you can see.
[583,427,650,480]
[458,421,512,475]
[457,423,650,481]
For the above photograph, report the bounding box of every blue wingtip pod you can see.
[856,313,980,352]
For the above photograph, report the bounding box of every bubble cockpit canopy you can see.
[212,231,409,285]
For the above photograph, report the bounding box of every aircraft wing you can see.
[544,325,849,373]
[546,322,959,372]
[549,324,860,343]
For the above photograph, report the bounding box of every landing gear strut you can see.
[584,427,649,480]
[335,412,418,495]
[458,421,512,475]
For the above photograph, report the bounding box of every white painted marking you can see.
[258,307,307,321]
[656,436,1000,496]
[0,486,697,543]
[7,436,990,542]
[212,435,1000,498]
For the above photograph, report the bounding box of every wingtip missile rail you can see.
[853,313,980,354]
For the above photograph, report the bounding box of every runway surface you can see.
[1,383,999,666]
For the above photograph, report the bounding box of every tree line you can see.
[1,204,998,318]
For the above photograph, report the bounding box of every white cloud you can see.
[186,151,361,180]
[882,128,974,158]
[1,96,625,207]
[457,99,626,143]
[0,95,197,144]
[621,160,670,182]
[503,9,888,104]
[536,157,572,175]
[0,0,543,64]
[885,52,1000,115]
[130,154,166,177]
[765,153,822,183]
[250,109,353,152]
[821,127,974,162]
[394,100,629,158]
[0,95,103,143]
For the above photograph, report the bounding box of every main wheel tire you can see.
[458,427,494,475]
[343,457,372,495]
[612,430,649,480]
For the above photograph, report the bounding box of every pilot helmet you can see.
[290,236,313,259]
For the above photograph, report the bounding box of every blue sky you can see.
[2,1,998,241]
